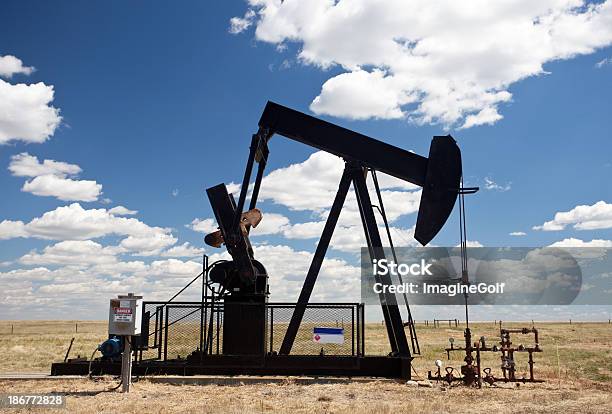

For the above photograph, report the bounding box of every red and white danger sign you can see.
[113,307,132,322]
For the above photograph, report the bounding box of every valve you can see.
[483,367,495,385]
[445,366,455,384]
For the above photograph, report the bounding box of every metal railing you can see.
[136,301,364,361]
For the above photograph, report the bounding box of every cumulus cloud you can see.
[188,218,218,234]
[0,203,174,244]
[19,240,120,267]
[229,9,256,34]
[119,233,178,256]
[0,55,34,78]
[22,174,102,202]
[0,241,361,317]
[484,177,511,192]
[8,153,102,201]
[549,237,612,247]
[0,80,61,144]
[0,256,206,318]
[147,259,202,279]
[595,57,612,68]
[458,240,484,247]
[0,220,27,240]
[509,231,527,236]
[310,69,414,120]
[195,150,424,251]
[533,201,612,231]
[257,151,421,220]
[250,213,291,235]
[248,244,361,302]
[161,243,205,258]
[108,206,138,216]
[9,153,81,177]
[232,0,612,128]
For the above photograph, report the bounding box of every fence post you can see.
[75,323,78,333]
[164,308,169,361]
[351,307,355,356]
[270,307,274,354]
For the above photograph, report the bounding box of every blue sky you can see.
[1,1,611,319]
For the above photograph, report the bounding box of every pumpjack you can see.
[51,101,465,379]
[200,101,463,378]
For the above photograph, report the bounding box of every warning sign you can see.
[113,307,132,322]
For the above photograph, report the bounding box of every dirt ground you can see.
[0,377,610,414]
[0,321,611,413]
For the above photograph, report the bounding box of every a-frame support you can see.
[279,162,411,357]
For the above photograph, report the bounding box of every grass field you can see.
[0,320,611,413]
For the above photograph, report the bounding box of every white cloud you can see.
[484,177,511,192]
[147,259,202,279]
[109,206,138,216]
[0,55,34,78]
[310,69,414,120]
[256,151,421,221]
[595,57,612,68]
[533,201,612,231]
[0,220,27,240]
[19,240,119,267]
[189,218,218,234]
[91,261,148,277]
[229,9,256,34]
[249,244,361,302]
[192,151,424,250]
[281,220,325,239]
[257,151,345,212]
[119,233,178,256]
[225,182,241,195]
[460,106,504,130]
[0,80,61,144]
[455,240,484,247]
[233,150,424,250]
[509,231,527,236]
[161,243,204,258]
[0,267,57,282]
[549,237,612,247]
[8,153,81,177]
[22,174,102,202]
[0,203,174,242]
[8,153,102,202]
[233,0,612,128]
[250,213,291,236]
[0,241,362,317]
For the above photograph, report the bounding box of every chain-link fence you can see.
[267,304,362,356]
[164,305,203,360]
[137,301,363,361]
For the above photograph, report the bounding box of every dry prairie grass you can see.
[0,320,611,413]
[0,376,610,414]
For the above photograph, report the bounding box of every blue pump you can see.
[98,337,122,360]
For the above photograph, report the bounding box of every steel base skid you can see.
[51,354,412,379]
